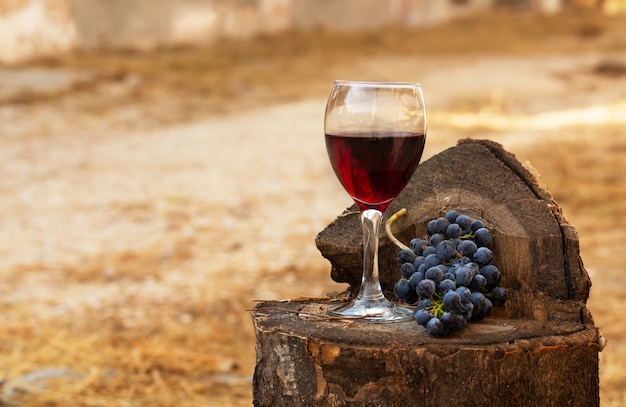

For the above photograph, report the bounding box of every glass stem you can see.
[357,209,386,302]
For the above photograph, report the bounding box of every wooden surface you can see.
[253,139,602,406]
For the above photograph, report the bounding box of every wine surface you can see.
[325,132,425,213]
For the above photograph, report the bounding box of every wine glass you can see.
[324,80,427,322]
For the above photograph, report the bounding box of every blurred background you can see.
[0,0,625,405]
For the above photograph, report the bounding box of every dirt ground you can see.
[0,8,625,406]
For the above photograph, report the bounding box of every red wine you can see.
[325,132,425,213]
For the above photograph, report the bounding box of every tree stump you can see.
[251,139,604,406]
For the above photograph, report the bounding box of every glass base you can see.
[328,297,413,323]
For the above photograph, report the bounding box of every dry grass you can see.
[0,8,625,406]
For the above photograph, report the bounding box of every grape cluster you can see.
[392,210,507,337]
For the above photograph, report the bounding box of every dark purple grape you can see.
[465,262,480,276]
[436,240,457,262]
[425,266,445,285]
[461,301,474,320]
[453,314,467,331]
[458,240,478,258]
[445,210,460,223]
[473,247,493,266]
[491,286,507,306]
[455,215,472,233]
[405,289,419,305]
[437,264,449,275]
[426,219,438,236]
[394,280,412,302]
[398,248,416,264]
[440,312,458,328]
[470,274,488,291]
[469,292,488,320]
[410,238,427,255]
[409,271,424,288]
[426,317,445,337]
[446,223,463,239]
[456,286,472,303]
[400,262,416,279]
[471,219,486,232]
[413,256,426,269]
[439,279,456,294]
[432,217,450,235]
[443,290,463,312]
[424,253,442,269]
[416,298,432,310]
[429,233,445,247]
[454,265,474,286]
[417,279,436,299]
[414,309,433,326]
[480,264,501,286]
[417,262,427,274]
[474,227,492,247]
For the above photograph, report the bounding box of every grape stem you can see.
[459,231,476,240]
[428,300,446,318]
[385,208,411,251]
